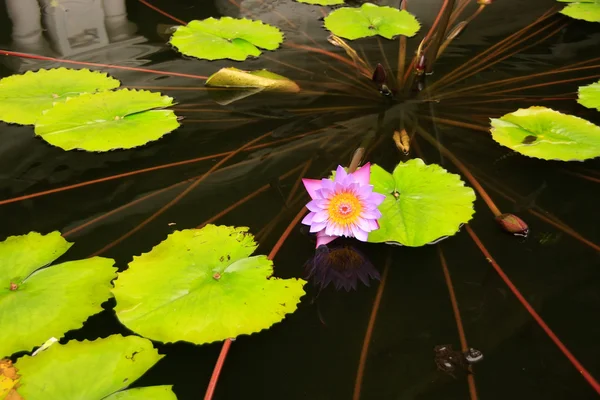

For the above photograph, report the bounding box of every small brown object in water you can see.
[393,129,410,155]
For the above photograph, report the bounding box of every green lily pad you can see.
[113,225,306,345]
[169,17,284,61]
[0,68,120,125]
[578,80,600,110]
[324,3,420,40]
[0,231,116,358]
[296,0,344,5]
[14,335,173,399]
[34,89,179,152]
[490,106,600,161]
[558,0,600,22]
[367,159,476,247]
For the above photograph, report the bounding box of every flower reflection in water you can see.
[304,243,380,292]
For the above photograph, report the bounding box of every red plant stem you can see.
[425,7,559,93]
[469,170,600,253]
[437,60,600,99]
[403,0,453,83]
[203,339,232,400]
[138,0,186,24]
[397,0,408,87]
[427,15,563,93]
[481,74,600,96]
[88,131,274,256]
[267,207,307,260]
[204,205,308,400]
[286,161,313,204]
[420,115,490,132]
[438,247,479,400]
[284,42,372,76]
[415,125,502,217]
[352,254,391,400]
[560,170,600,184]
[424,0,456,74]
[0,133,323,207]
[0,50,207,79]
[465,226,600,394]
[197,164,306,228]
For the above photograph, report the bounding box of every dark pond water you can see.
[1,0,600,399]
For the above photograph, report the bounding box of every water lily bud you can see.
[496,213,529,237]
[416,55,426,75]
[372,63,387,85]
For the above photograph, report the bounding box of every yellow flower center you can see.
[327,191,362,225]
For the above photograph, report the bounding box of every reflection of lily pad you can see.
[113,225,306,345]
[558,0,600,22]
[0,232,116,358]
[368,159,476,247]
[170,17,284,61]
[324,3,420,40]
[14,335,174,399]
[205,68,300,105]
[578,80,600,110]
[34,89,179,152]
[296,0,344,5]
[490,106,600,161]
[0,68,120,125]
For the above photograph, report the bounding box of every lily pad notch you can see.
[12,335,177,399]
[368,159,476,247]
[0,231,116,358]
[490,106,600,161]
[557,0,600,22]
[169,17,285,61]
[112,225,306,345]
[0,68,120,125]
[324,3,421,40]
[34,89,180,152]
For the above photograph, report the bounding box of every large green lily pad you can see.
[367,159,476,247]
[558,0,600,22]
[14,335,174,399]
[169,17,284,61]
[0,68,120,125]
[34,89,179,152]
[324,3,420,40]
[578,80,600,110]
[0,231,116,358]
[113,225,306,345]
[490,106,600,161]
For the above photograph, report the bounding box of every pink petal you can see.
[351,163,371,186]
[334,165,347,182]
[302,212,315,225]
[326,223,343,237]
[321,178,335,190]
[312,210,329,223]
[351,224,369,242]
[302,179,322,199]
[369,192,386,205]
[316,231,338,247]
[361,210,380,219]
[306,200,322,212]
[355,217,371,232]
[368,219,380,230]
[310,221,327,233]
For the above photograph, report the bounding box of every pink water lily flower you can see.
[301,163,386,247]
